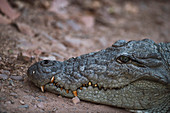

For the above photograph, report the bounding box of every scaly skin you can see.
[27,39,170,113]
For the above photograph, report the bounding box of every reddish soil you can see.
[0,0,169,113]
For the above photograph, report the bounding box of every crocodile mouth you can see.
[38,75,169,111]
[40,75,169,99]
[40,76,118,97]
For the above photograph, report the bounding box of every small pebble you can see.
[0,70,10,76]
[8,86,12,88]
[11,100,15,104]
[5,101,12,104]
[19,100,25,105]
[72,96,80,105]
[17,52,31,62]
[37,99,44,102]
[10,92,17,96]
[40,56,56,60]
[33,105,37,108]
[19,104,29,108]
[51,52,64,59]
[58,95,62,98]
[24,89,29,93]
[10,92,18,98]
[0,97,6,101]
[38,96,47,99]
[1,87,5,92]
[67,20,81,31]
[37,102,45,109]
[52,107,58,112]
[37,96,47,102]
[0,74,8,80]
[9,80,15,86]
[10,75,24,81]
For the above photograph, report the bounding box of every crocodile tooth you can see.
[66,89,69,93]
[73,91,77,97]
[41,86,45,92]
[51,76,55,83]
[94,84,97,87]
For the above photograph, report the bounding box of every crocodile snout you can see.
[27,60,63,87]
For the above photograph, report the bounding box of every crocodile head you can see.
[27,39,170,112]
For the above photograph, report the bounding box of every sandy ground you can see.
[0,0,170,113]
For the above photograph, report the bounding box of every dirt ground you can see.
[0,0,169,113]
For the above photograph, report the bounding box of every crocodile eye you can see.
[117,55,130,63]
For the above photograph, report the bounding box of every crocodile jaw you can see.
[43,78,169,110]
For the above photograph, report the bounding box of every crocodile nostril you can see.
[44,60,49,64]
[40,60,54,67]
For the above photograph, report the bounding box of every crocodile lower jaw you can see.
[37,76,169,111]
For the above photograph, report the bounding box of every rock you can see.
[37,102,45,109]
[0,74,8,80]
[64,36,82,48]
[19,100,25,105]
[9,79,14,86]
[10,92,18,98]
[0,70,10,76]
[1,87,5,92]
[98,37,108,47]
[80,15,95,29]
[55,22,66,29]
[0,0,20,20]
[15,23,34,36]
[11,100,15,104]
[41,1,50,9]
[10,75,24,81]
[58,95,62,98]
[0,14,11,24]
[37,96,47,102]
[51,40,67,51]
[49,0,69,19]
[5,101,12,104]
[52,107,58,112]
[72,96,80,105]
[17,52,31,62]
[40,32,54,41]
[19,104,29,108]
[124,2,138,14]
[38,96,47,100]
[67,20,81,31]
[51,52,64,59]
[23,95,35,100]
[0,96,6,101]
[37,99,44,102]
[40,56,56,60]
[8,86,12,89]
[4,100,14,104]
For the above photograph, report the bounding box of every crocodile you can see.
[27,39,170,113]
